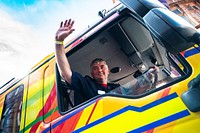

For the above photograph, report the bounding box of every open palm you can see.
[55,19,75,41]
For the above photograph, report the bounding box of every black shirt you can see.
[70,71,120,105]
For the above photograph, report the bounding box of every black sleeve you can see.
[71,71,87,92]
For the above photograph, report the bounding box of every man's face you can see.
[91,61,110,84]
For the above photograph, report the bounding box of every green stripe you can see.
[26,82,53,107]
[21,80,54,112]
[27,89,42,107]
[44,108,54,120]
[19,115,43,133]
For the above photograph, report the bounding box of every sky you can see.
[0,0,118,87]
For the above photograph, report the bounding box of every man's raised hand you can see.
[55,19,75,41]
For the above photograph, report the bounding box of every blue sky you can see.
[0,0,36,7]
[0,0,117,86]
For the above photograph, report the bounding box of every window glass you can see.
[192,5,199,10]
[109,54,185,95]
[0,85,24,133]
[186,5,193,10]
[108,16,187,95]
[172,9,182,14]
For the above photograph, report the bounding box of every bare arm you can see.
[55,19,75,84]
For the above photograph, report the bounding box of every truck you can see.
[0,0,200,132]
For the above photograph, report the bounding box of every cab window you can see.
[56,14,189,112]
[0,85,24,133]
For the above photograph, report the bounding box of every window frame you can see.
[55,10,192,114]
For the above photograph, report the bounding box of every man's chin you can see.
[95,78,105,83]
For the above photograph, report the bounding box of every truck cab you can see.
[0,0,200,132]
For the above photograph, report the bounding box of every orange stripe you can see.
[161,87,171,98]
[69,111,83,132]
[146,128,154,133]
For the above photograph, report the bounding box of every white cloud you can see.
[0,0,114,87]
[0,7,51,86]
[0,5,50,85]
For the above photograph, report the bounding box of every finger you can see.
[71,20,75,27]
[67,19,71,26]
[71,29,75,32]
[64,19,68,27]
[68,29,75,34]
[68,20,75,29]
[60,21,63,28]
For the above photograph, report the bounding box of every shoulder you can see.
[84,75,93,80]
[71,71,86,80]
[71,71,86,84]
[71,72,95,83]
[84,75,97,84]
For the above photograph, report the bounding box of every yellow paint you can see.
[75,102,96,130]
[87,99,103,124]
[82,96,188,133]
[0,96,5,118]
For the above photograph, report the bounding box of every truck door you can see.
[23,63,51,133]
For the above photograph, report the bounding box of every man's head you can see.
[90,58,110,84]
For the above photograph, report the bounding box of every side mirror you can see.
[144,8,200,55]
[120,0,167,17]
[181,74,200,112]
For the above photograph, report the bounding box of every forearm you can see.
[55,44,72,84]
[54,19,75,84]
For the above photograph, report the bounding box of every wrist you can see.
[55,35,64,42]
[55,40,64,45]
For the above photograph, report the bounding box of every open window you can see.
[56,64,75,112]
[56,12,191,113]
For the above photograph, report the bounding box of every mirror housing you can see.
[181,87,200,112]
[120,0,167,17]
[144,8,200,55]
[181,74,200,112]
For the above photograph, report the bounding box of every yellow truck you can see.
[0,0,200,132]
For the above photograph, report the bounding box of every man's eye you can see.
[93,67,98,70]
[101,65,106,69]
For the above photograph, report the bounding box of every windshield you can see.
[109,54,185,96]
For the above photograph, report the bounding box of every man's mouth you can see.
[98,73,104,76]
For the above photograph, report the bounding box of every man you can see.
[55,19,119,105]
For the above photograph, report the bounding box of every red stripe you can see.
[85,98,100,125]
[44,83,56,114]
[56,121,65,133]
[55,110,83,132]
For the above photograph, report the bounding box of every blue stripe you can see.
[184,47,200,58]
[73,93,180,133]
[42,99,98,133]
[127,110,190,133]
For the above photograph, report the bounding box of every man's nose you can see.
[97,67,102,72]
